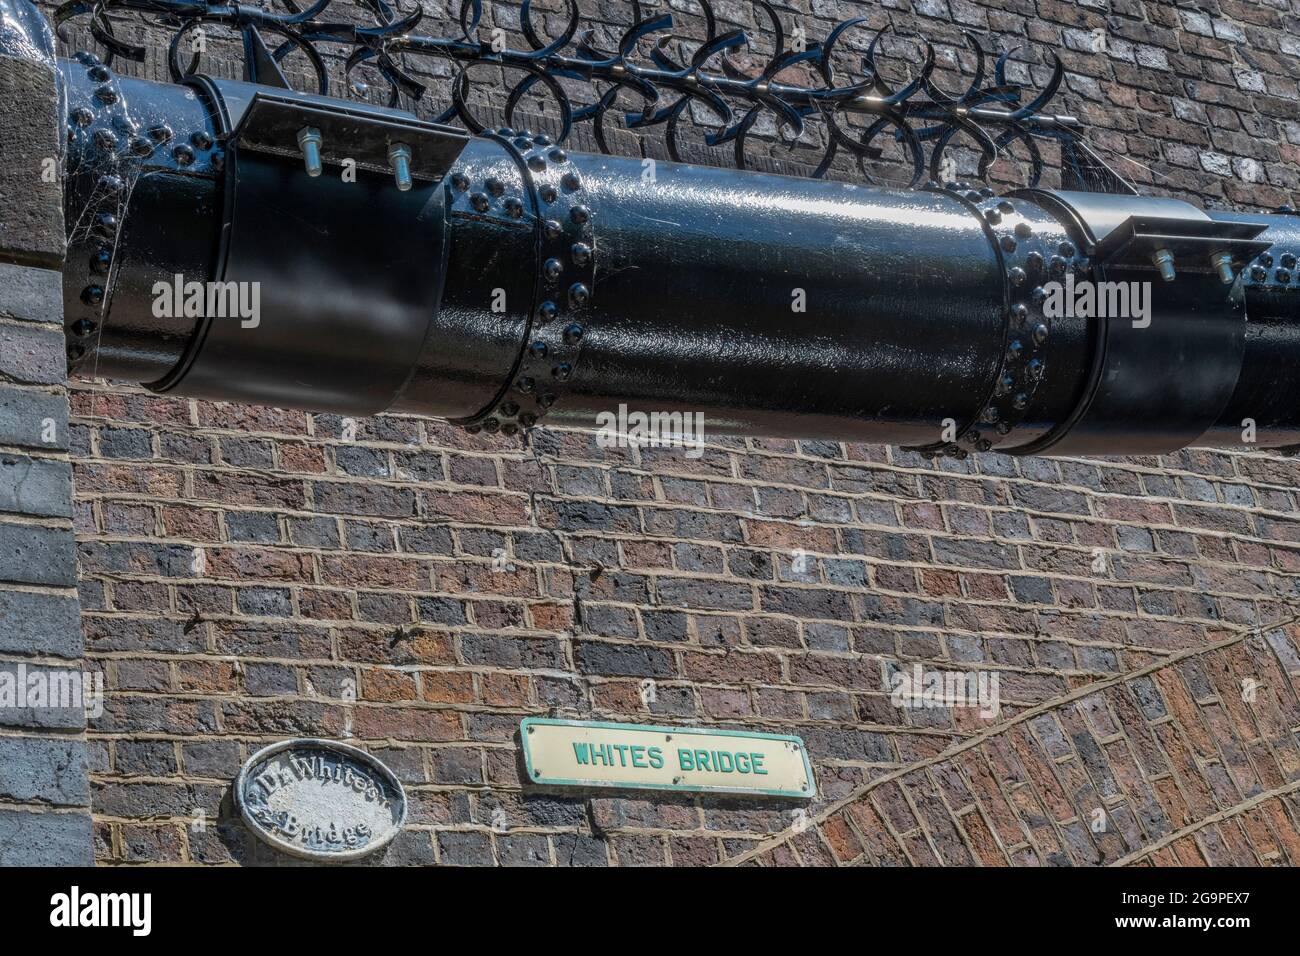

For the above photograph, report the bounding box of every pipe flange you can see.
[964,192,1078,455]
[63,52,223,374]
[63,51,130,374]
[464,130,595,437]
[907,183,1076,460]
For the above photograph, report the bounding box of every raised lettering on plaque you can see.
[234,739,407,861]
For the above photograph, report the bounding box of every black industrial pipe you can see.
[34,6,1300,458]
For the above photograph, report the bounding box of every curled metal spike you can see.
[54,0,1093,188]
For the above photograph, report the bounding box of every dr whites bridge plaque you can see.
[234,739,408,862]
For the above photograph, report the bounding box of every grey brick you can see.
[432,748,482,784]
[0,737,88,805]
[0,54,65,266]
[417,596,467,626]
[497,832,550,866]
[461,633,564,669]
[0,589,82,658]
[226,511,279,543]
[335,445,390,477]
[0,385,68,450]
[0,321,65,384]
[115,740,177,776]
[0,453,71,518]
[437,830,494,866]
[0,809,92,865]
[0,661,90,729]
[380,829,436,865]
[555,831,609,866]
[0,521,76,586]
[236,586,293,617]
[219,437,275,468]
[289,516,339,548]
[244,662,298,696]
[576,641,675,677]
[98,426,152,460]
[0,263,62,324]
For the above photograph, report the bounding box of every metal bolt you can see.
[1152,248,1176,282]
[296,126,323,177]
[388,143,413,191]
[1210,252,1235,284]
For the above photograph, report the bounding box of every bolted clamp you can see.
[221,85,469,189]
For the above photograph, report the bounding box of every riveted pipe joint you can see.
[50,57,1300,458]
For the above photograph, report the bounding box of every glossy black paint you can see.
[56,59,1300,457]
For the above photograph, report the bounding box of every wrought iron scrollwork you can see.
[53,0,1101,187]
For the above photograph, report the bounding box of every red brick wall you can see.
[58,0,1300,865]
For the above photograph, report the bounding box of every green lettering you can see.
[695,750,712,771]
[572,742,590,765]
[716,751,734,773]
[678,749,694,771]
[648,747,664,769]
[751,753,767,774]
[631,746,647,768]
[613,744,630,767]
[736,752,751,773]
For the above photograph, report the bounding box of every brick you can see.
[0,384,68,449]
[0,737,88,805]
[0,521,75,585]
[0,809,92,865]
[0,263,62,323]
[0,588,81,657]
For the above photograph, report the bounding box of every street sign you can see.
[520,718,815,798]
